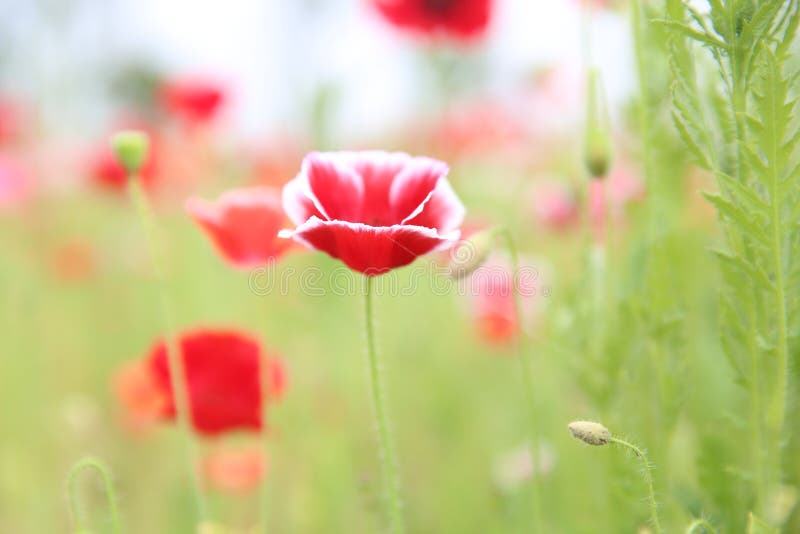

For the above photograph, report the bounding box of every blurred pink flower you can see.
[427,100,528,161]
[0,154,32,210]
[201,447,265,494]
[0,98,22,145]
[466,255,545,346]
[531,181,579,231]
[371,0,494,41]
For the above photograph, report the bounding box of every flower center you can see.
[423,0,456,15]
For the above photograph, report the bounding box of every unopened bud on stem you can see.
[110,130,150,176]
[568,420,610,445]
[584,68,612,179]
[448,229,496,279]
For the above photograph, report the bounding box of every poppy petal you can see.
[303,152,364,221]
[289,216,458,275]
[402,178,466,233]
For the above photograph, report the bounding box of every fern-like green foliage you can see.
[665,0,800,528]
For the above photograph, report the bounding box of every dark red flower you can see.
[371,0,493,40]
[115,329,286,437]
[186,187,292,269]
[281,151,465,275]
[161,77,225,125]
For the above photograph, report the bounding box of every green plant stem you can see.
[607,436,662,533]
[127,176,207,521]
[67,456,122,534]
[497,228,544,532]
[259,339,272,534]
[767,74,790,476]
[363,275,404,534]
[686,518,717,534]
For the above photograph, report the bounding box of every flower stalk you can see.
[568,421,662,533]
[67,456,122,534]
[112,131,207,520]
[363,275,404,533]
[497,227,544,532]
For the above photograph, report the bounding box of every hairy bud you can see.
[568,420,610,445]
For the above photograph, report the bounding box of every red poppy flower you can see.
[371,0,493,40]
[201,447,265,494]
[115,329,286,437]
[186,187,292,269]
[281,151,465,275]
[88,141,158,192]
[468,257,542,346]
[161,77,225,125]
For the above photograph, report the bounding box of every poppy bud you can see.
[584,69,612,179]
[568,420,610,445]
[110,130,150,176]
[448,229,495,279]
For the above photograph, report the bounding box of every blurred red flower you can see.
[201,447,265,494]
[372,0,493,40]
[281,151,465,275]
[187,187,292,269]
[0,99,22,145]
[115,329,286,437]
[88,141,158,192]
[161,77,225,125]
[468,257,542,346]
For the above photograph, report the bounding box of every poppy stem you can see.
[496,227,544,532]
[259,354,272,533]
[66,456,122,534]
[127,175,207,521]
[607,436,662,533]
[363,275,404,534]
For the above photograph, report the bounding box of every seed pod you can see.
[584,68,612,179]
[568,420,610,445]
[110,130,150,175]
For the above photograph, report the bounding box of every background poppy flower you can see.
[117,329,286,437]
[281,151,465,275]
[200,447,265,494]
[371,0,493,40]
[88,140,158,192]
[160,77,225,125]
[186,187,292,269]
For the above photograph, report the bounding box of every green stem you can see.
[607,437,662,533]
[127,176,207,521]
[497,228,544,532]
[363,276,404,533]
[259,345,272,534]
[685,518,717,534]
[67,456,122,534]
[768,74,790,492]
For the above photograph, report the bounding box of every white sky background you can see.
[5,0,633,142]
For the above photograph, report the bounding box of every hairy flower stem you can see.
[363,276,404,534]
[685,518,717,534]
[497,228,544,532]
[127,176,207,521]
[67,456,122,534]
[607,437,662,533]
